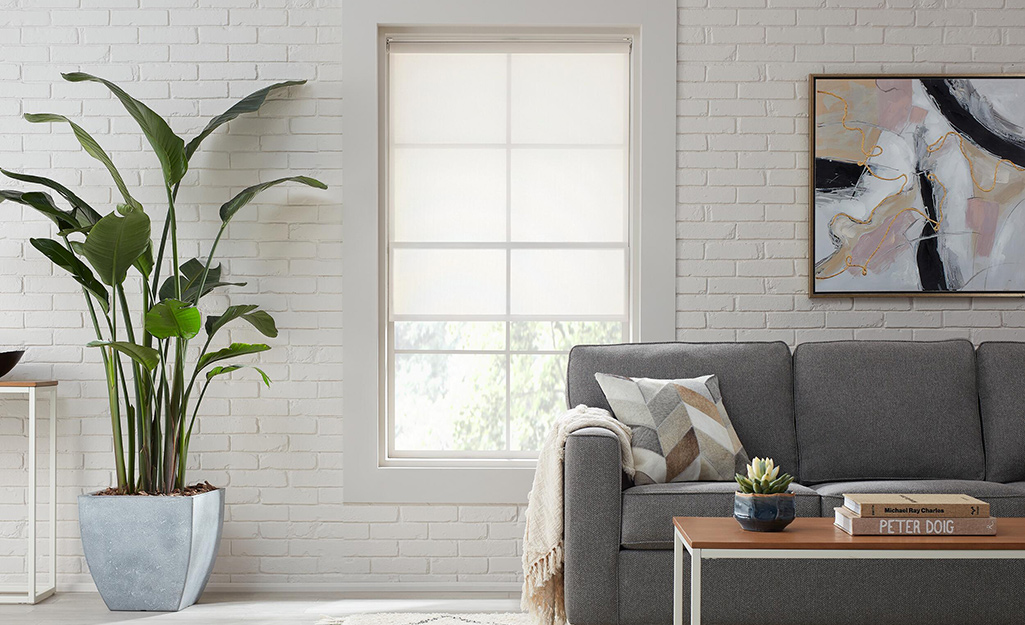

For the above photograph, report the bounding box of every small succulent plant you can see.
[735,457,794,494]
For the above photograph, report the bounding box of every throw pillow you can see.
[594,373,750,484]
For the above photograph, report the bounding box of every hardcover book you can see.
[842,493,989,518]
[834,507,997,536]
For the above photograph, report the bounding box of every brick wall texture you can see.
[0,0,1023,591]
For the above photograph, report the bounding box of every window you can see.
[386,40,632,459]
[342,0,676,503]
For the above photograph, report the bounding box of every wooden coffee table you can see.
[673,516,1025,625]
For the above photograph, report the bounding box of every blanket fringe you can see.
[522,544,566,625]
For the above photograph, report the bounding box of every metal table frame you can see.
[0,383,57,604]
[673,525,1025,625]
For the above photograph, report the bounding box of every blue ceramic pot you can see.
[734,492,796,532]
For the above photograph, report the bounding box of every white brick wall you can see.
[0,0,1022,591]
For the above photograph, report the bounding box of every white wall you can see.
[0,0,1023,592]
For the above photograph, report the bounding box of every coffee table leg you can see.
[690,547,701,625]
[674,530,683,625]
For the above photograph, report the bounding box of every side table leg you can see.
[690,547,701,625]
[48,388,57,594]
[27,388,37,602]
[674,531,683,625]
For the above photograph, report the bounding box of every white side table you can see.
[0,381,57,604]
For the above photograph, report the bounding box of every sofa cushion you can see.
[620,481,821,549]
[568,342,799,477]
[813,480,1025,517]
[977,342,1025,483]
[595,373,750,484]
[794,340,984,483]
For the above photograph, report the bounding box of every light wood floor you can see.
[0,593,523,625]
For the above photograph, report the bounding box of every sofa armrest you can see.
[564,427,624,625]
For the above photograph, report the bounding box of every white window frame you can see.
[342,0,676,504]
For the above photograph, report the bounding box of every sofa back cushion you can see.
[977,342,1025,483]
[568,342,798,476]
[793,340,984,483]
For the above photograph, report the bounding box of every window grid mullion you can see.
[504,51,513,454]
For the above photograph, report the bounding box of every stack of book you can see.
[834,493,997,536]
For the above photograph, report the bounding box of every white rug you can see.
[317,613,530,625]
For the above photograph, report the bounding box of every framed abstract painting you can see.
[810,75,1025,296]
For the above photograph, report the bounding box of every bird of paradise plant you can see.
[0,73,327,494]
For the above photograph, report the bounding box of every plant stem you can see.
[115,284,146,493]
[138,283,152,492]
[149,181,180,302]
[166,185,182,301]
[192,223,225,305]
[104,290,126,492]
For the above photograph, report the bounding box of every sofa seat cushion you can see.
[813,480,1025,517]
[621,481,821,549]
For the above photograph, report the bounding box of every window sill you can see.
[343,461,535,504]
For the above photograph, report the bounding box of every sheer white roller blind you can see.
[386,40,631,457]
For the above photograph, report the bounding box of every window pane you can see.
[511,53,628,144]
[510,148,626,242]
[510,320,624,352]
[390,53,507,144]
[510,353,569,451]
[392,249,506,316]
[392,148,507,242]
[510,249,626,316]
[394,321,506,351]
[387,43,632,460]
[394,353,507,451]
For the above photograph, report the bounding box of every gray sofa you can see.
[563,340,1025,625]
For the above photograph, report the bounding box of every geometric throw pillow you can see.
[594,373,750,485]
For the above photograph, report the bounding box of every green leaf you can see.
[197,342,270,371]
[0,189,78,230]
[219,176,327,224]
[206,364,271,386]
[29,238,109,312]
[62,72,188,186]
[186,80,306,161]
[204,304,257,338]
[241,310,277,338]
[87,340,160,371]
[145,299,202,340]
[135,242,154,277]
[82,206,152,286]
[24,113,143,211]
[204,305,277,339]
[1,169,101,226]
[57,225,92,238]
[159,257,244,302]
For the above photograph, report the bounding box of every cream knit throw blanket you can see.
[521,405,635,625]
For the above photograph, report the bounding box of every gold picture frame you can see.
[809,74,1025,298]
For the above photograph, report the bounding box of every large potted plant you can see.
[0,73,326,611]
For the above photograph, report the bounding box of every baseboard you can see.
[53,581,523,596]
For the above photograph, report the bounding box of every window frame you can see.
[342,0,676,504]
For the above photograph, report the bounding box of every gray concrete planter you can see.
[78,488,225,612]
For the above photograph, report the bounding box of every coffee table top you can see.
[674,517,1025,550]
[0,380,57,387]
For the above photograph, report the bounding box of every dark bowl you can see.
[0,350,25,379]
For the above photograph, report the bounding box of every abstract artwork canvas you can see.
[811,75,1025,296]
